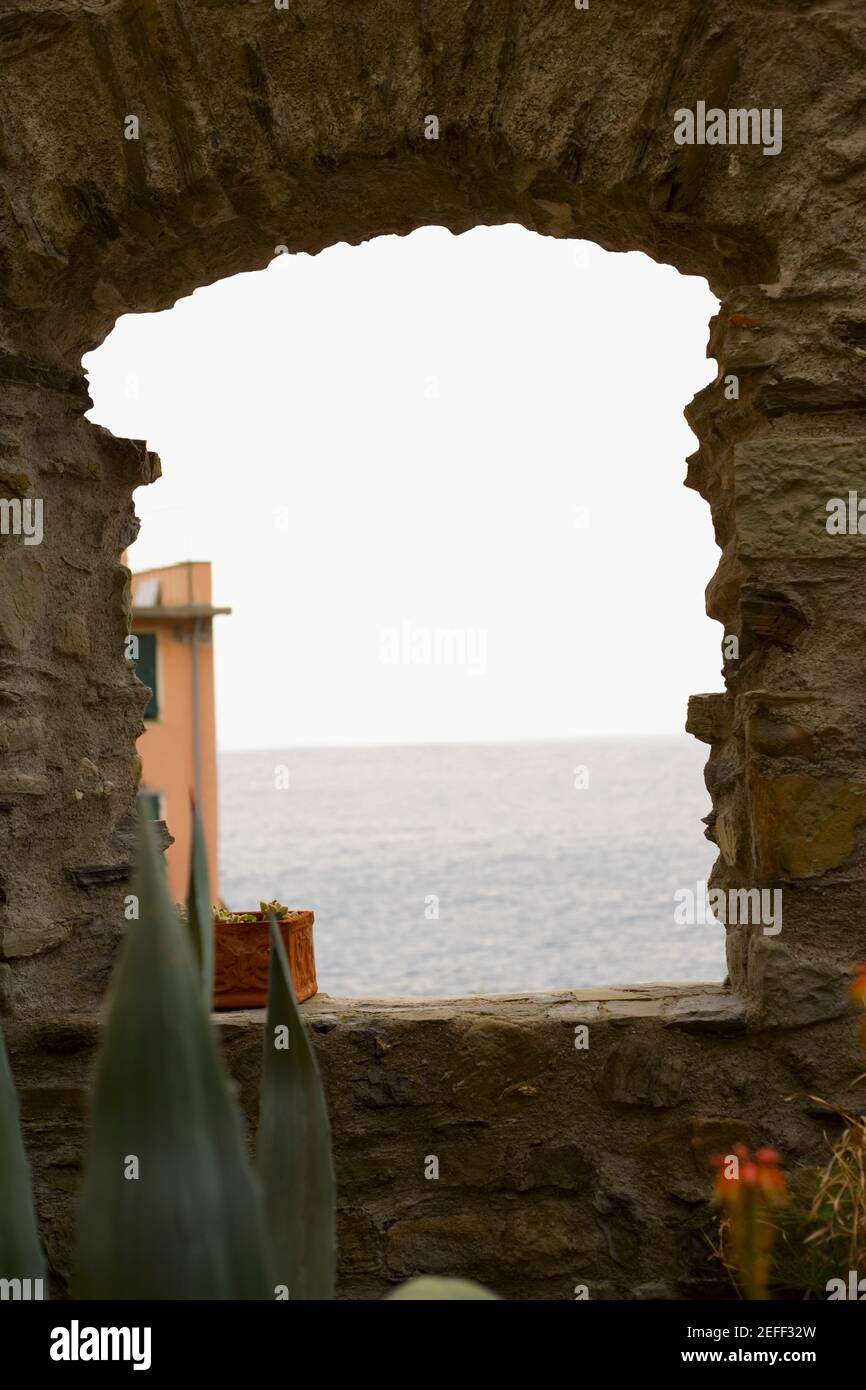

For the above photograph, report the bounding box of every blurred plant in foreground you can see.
[802,1113,866,1282]
[1,807,497,1302]
[852,962,866,1056]
[712,1145,787,1300]
[797,965,866,1285]
[714,965,866,1300]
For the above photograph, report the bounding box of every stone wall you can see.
[1,0,866,1296]
[8,987,865,1300]
[2,0,865,1018]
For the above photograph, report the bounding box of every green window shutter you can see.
[137,791,162,821]
[133,631,159,720]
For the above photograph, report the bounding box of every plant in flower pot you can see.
[212,900,317,1010]
[178,897,317,1010]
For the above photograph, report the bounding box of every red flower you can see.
[851,963,866,1003]
[711,1145,786,1206]
[710,1145,786,1299]
[753,1148,786,1199]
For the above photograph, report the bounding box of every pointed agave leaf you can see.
[0,1027,46,1287]
[73,812,272,1299]
[386,1277,501,1300]
[186,800,214,1007]
[258,917,336,1300]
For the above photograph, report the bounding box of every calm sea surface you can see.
[219,737,726,997]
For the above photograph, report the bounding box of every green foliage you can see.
[186,801,215,1006]
[769,1182,845,1299]
[769,1117,866,1299]
[2,806,502,1303]
[260,900,290,919]
[0,1028,45,1286]
[73,813,272,1299]
[258,917,336,1299]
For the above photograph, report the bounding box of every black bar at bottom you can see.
[2,1296,859,1376]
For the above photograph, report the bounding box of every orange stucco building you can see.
[129,561,230,902]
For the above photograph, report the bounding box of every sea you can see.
[219,736,727,998]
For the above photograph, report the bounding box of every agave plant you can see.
[0,805,496,1301]
[0,1028,46,1292]
[73,807,277,1298]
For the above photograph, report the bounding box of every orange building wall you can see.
[131,562,223,904]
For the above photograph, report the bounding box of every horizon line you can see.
[218,729,697,756]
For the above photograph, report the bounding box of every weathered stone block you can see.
[735,437,866,560]
[739,587,810,652]
[57,613,90,660]
[1,915,81,961]
[599,1039,686,1108]
[0,717,44,755]
[746,714,816,760]
[749,768,866,880]
[747,937,852,1029]
[714,812,739,868]
[687,693,732,745]
[0,549,45,650]
[0,772,48,796]
[664,993,747,1032]
[444,1018,552,1113]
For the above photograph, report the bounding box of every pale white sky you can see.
[84,225,723,751]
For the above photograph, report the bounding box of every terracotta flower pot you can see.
[213,911,317,1010]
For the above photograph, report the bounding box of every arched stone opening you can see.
[2,0,861,1022]
[2,0,866,1297]
[84,225,725,994]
